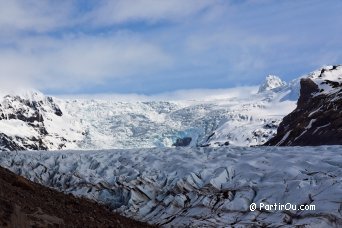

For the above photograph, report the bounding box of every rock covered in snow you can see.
[0,90,83,151]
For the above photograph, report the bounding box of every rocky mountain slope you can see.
[266,65,342,146]
[0,166,150,227]
[1,146,341,227]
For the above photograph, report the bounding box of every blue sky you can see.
[0,0,341,95]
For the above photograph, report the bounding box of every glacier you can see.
[0,74,299,151]
[0,146,341,227]
[62,91,296,149]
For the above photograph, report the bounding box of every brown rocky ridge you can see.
[0,165,152,228]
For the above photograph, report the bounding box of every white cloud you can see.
[0,0,217,33]
[0,0,341,94]
[0,0,73,32]
[0,34,172,91]
[0,0,216,92]
[86,0,215,25]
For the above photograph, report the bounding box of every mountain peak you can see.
[1,88,45,102]
[258,75,287,93]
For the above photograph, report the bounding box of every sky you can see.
[0,0,341,95]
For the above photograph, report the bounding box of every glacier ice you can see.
[0,146,341,227]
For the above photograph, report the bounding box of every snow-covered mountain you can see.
[1,146,341,227]
[2,65,340,151]
[258,75,287,93]
[0,90,83,151]
[0,74,299,151]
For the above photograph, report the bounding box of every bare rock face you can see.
[266,66,342,146]
[296,78,319,107]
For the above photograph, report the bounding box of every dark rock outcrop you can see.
[266,75,342,146]
[173,137,192,147]
[0,134,49,151]
[0,134,25,151]
[296,78,319,107]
